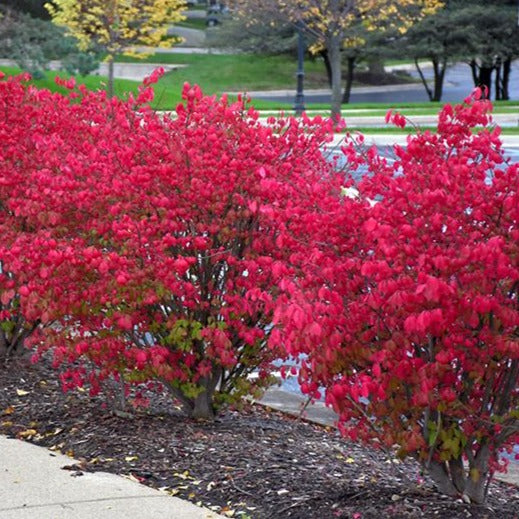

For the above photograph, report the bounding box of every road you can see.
[252,62,519,105]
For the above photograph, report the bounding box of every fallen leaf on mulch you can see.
[2,405,15,415]
[17,428,37,439]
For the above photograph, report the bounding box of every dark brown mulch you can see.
[0,357,517,519]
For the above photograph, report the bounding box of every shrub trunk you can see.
[425,445,491,504]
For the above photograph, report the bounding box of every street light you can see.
[294,21,305,116]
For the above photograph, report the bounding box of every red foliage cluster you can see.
[1,71,517,502]
[0,72,338,418]
[273,91,519,502]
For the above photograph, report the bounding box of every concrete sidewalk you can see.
[0,436,225,519]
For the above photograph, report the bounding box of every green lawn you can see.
[115,52,331,92]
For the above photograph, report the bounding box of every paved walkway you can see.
[167,26,206,47]
[0,436,225,519]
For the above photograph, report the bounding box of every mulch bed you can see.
[0,357,517,519]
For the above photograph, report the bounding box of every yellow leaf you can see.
[66,449,74,458]
[470,468,480,482]
[345,457,355,463]
[125,456,139,462]
[173,470,192,480]
[16,389,30,396]
[2,406,15,415]
[18,429,37,438]
[1,420,13,427]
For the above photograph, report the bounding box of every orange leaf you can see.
[2,406,15,415]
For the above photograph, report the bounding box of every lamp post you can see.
[294,21,305,116]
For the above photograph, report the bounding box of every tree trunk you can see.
[107,58,115,98]
[501,58,511,100]
[426,460,459,496]
[320,50,332,88]
[469,59,479,87]
[0,330,8,362]
[327,34,343,121]
[425,447,492,504]
[342,56,355,104]
[494,58,502,101]
[163,380,216,420]
[191,389,215,420]
[448,457,466,493]
[478,65,493,99]
[187,368,222,420]
[464,445,491,504]
[0,321,39,361]
[415,58,433,101]
[432,58,447,102]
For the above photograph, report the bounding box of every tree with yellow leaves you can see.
[230,0,443,119]
[45,0,186,96]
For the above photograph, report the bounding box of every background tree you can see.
[0,6,99,78]
[2,0,50,19]
[460,2,519,100]
[392,7,470,101]
[229,0,442,119]
[209,10,300,55]
[394,0,519,101]
[45,0,186,96]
